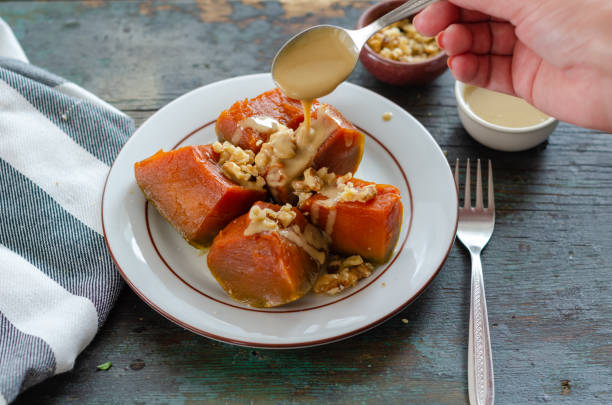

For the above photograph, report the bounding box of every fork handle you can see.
[468,252,495,405]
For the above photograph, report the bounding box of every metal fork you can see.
[454,159,495,405]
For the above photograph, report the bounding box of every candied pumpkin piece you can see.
[134,145,266,247]
[300,178,403,263]
[311,105,364,176]
[215,88,318,153]
[207,202,327,307]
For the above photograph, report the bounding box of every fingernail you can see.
[436,31,445,49]
[447,55,454,69]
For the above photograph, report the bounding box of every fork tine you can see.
[464,158,471,208]
[454,159,459,191]
[488,159,494,210]
[476,159,483,209]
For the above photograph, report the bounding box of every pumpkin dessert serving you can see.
[134,89,404,307]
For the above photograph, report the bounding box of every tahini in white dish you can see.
[102,73,458,348]
[455,81,558,152]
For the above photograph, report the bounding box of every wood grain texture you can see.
[2,1,611,404]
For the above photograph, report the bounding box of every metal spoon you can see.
[271,0,438,100]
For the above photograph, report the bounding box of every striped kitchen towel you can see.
[0,18,134,404]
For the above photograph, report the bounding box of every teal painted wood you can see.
[2,1,611,404]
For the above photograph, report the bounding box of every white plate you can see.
[102,73,458,348]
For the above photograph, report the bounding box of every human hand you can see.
[413,0,612,132]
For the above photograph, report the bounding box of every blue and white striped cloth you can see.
[0,18,133,404]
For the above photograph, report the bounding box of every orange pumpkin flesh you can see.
[215,88,318,153]
[207,202,322,307]
[134,145,266,247]
[300,179,403,263]
[311,105,364,176]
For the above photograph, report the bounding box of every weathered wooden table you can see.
[3,1,611,404]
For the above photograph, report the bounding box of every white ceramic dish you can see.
[102,73,458,348]
[455,81,558,152]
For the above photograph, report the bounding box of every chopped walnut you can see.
[276,205,297,228]
[292,167,336,203]
[292,167,336,193]
[244,204,328,265]
[337,181,377,203]
[271,129,297,159]
[305,168,324,191]
[293,168,333,207]
[342,255,363,267]
[244,203,296,236]
[313,255,374,295]
[367,18,441,63]
[335,172,352,186]
[254,125,295,172]
[296,192,313,207]
[213,141,265,190]
[213,141,253,165]
[223,161,250,183]
[292,168,377,207]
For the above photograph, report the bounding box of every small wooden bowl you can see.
[356,0,448,85]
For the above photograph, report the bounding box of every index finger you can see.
[413,0,529,38]
[413,1,490,37]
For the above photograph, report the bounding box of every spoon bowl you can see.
[271,25,359,101]
[271,0,438,100]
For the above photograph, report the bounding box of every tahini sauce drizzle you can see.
[258,106,344,198]
[301,100,313,135]
[272,26,358,134]
[279,226,326,265]
[243,205,327,265]
[312,183,343,236]
[232,116,281,144]
[325,208,337,236]
[242,116,281,133]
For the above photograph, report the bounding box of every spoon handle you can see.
[352,0,438,46]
